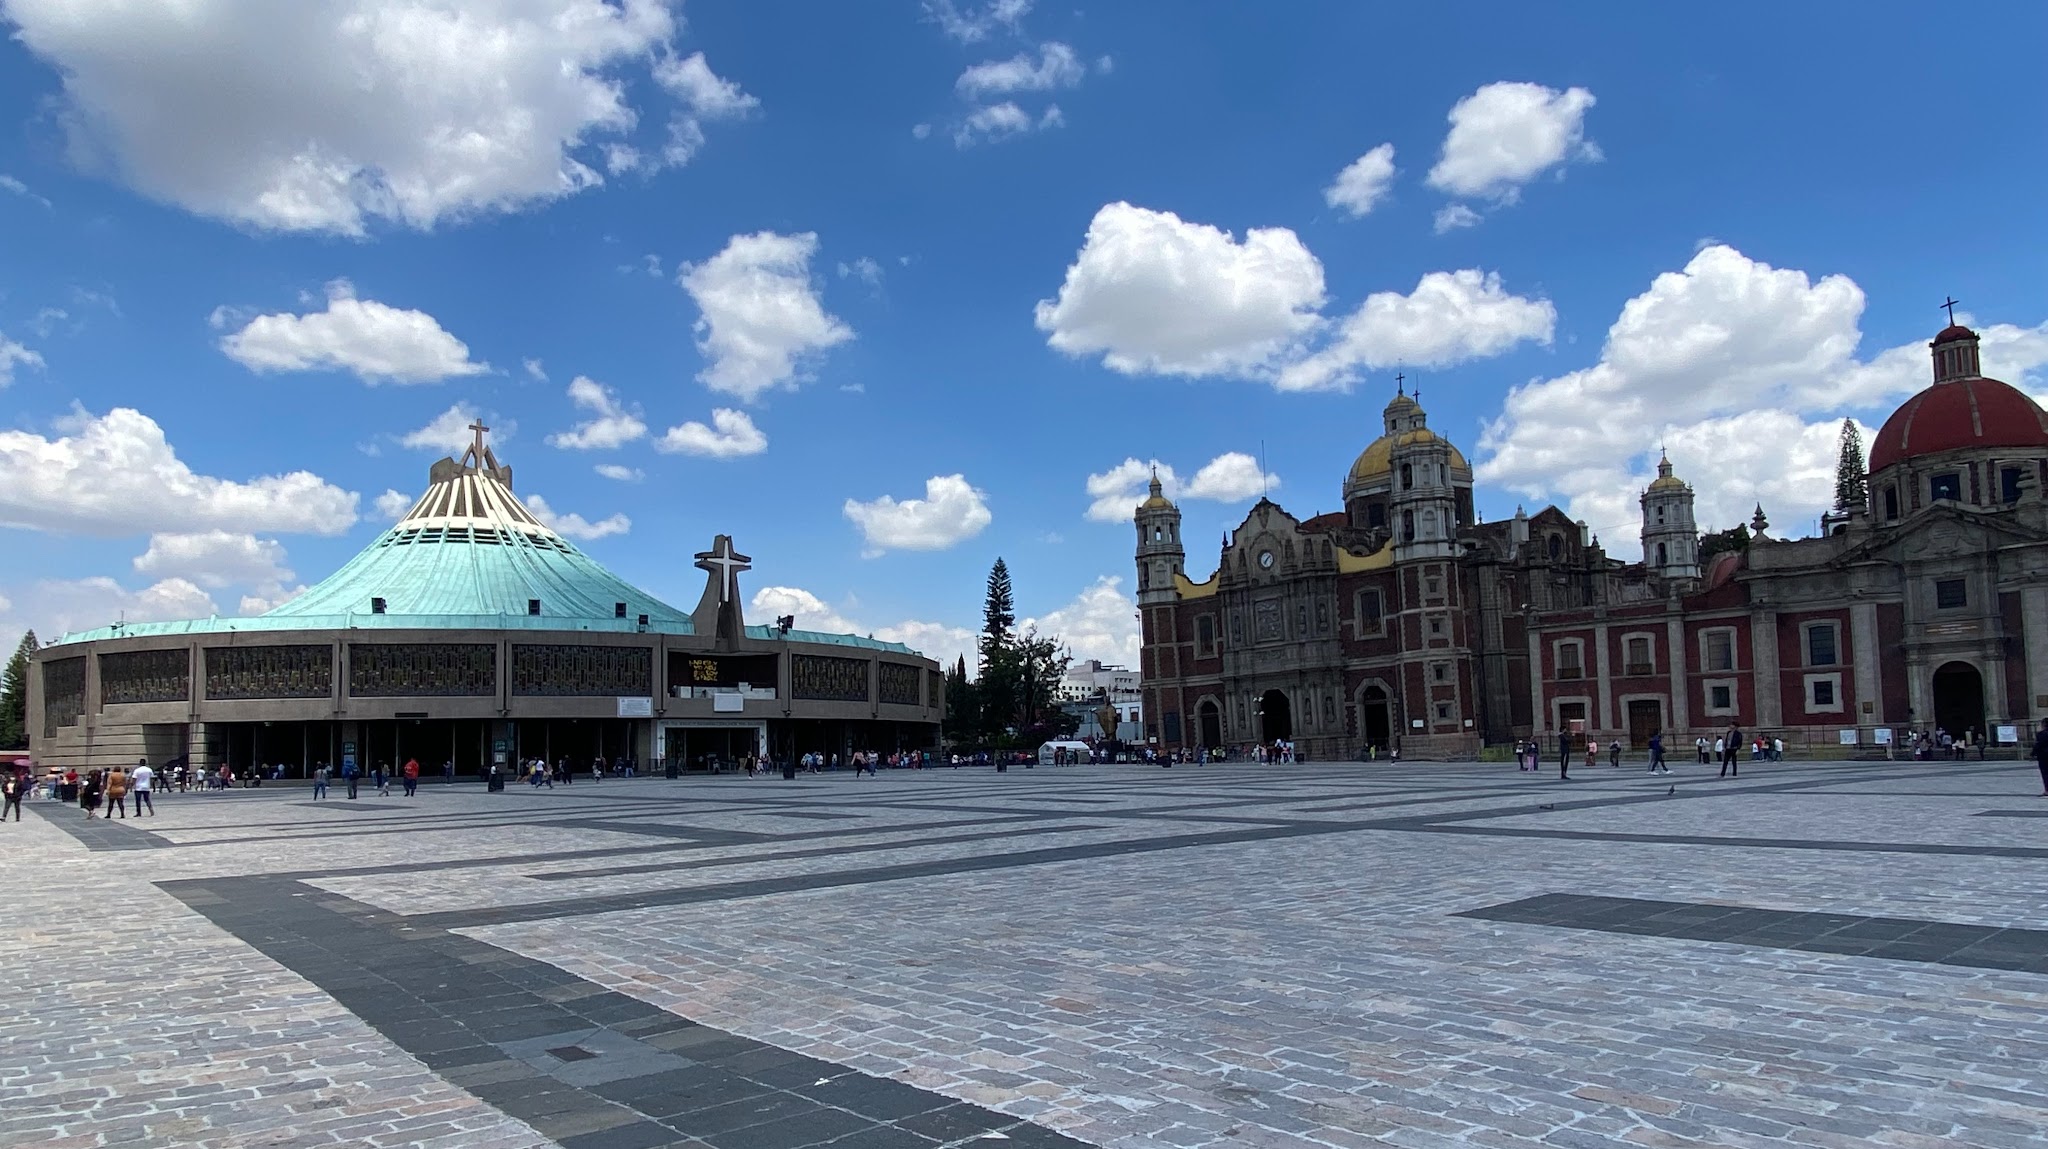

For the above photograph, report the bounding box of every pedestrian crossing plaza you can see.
[7,756,2048,1148]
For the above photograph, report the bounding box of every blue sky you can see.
[4,1,2047,671]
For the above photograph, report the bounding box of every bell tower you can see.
[1640,452,1700,581]
[1387,393,1457,562]
[1134,470,1184,607]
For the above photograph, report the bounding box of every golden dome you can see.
[1644,453,1688,493]
[1138,469,1174,511]
[1347,432,1472,486]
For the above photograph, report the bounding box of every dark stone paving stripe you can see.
[26,802,172,850]
[1398,821,2048,861]
[1976,809,2048,818]
[160,875,1085,1148]
[1459,893,2048,974]
[535,821,1114,882]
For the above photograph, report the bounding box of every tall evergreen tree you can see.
[977,559,1020,738]
[0,630,38,750]
[1834,419,1868,510]
[943,655,979,741]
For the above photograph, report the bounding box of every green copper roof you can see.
[52,441,912,655]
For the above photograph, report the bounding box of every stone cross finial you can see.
[694,535,753,604]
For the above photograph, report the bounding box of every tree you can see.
[0,630,38,750]
[943,655,979,742]
[1834,419,1868,511]
[1698,523,1750,563]
[976,559,1020,740]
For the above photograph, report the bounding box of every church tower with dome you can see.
[1136,315,2048,762]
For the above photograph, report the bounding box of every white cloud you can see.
[911,123,933,140]
[238,583,308,616]
[1083,453,1279,521]
[656,408,768,458]
[6,0,686,234]
[219,280,485,383]
[595,463,644,482]
[1035,202,1326,378]
[838,257,884,287]
[398,404,509,456]
[752,584,978,668]
[374,489,414,519]
[1023,575,1139,669]
[1433,203,1482,233]
[0,405,356,536]
[1427,81,1600,202]
[1473,244,2048,554]
[133,530,292,590]
[925,0,1032,43]
[1277,269,1555,392]
[1324,143,1397,218]
[1,173,52,207]
[844,474,992,554]
[957,41,1083,98]
[524,494,630,541]
[679,231,854,402]
[653,51,760,118]
[1,576,217,640]
[546,376,647,450]
[522,357,547,382]
[0,332,45,386]
[954,101,1065,146]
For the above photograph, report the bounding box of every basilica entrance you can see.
[1258,690,1292,743]
[1360,685,1392,752]
[1197,700,1222,749]
[1932,661,1985,741]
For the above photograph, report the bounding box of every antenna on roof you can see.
[1260,439,1269,497]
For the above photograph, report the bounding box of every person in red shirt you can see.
[401,758,420,798]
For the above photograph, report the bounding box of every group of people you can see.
[1908,727,1991,759]
[1518,727,1756,780]
[16,759,161,818]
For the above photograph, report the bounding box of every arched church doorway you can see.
[1361,685,1391,751]
[1198,700,1222,749]
[1258,690,1292,743]
[1932,661,1985,742]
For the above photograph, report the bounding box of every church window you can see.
[1547,534,1562,561]
[1196,615,1216,658]
[1930,472,1961,502]
[1423,509,1437,536]
[1934,578,1967,609]
[1401,463,1413,490]
[1702,629,1735,672]
[1402,510,1416,542]
[2002,466,2024,504]
[1230,612,1244,646]
[1656,506,1666,524]
[1555,640,1584,679]
[1316,600,1330,634]
[1435,702,1452,721]
[1296,603,1308,637]
[1883,486,1899,520]
[1368,502,1387,529]
[1708,684,1733,711]
[1432,663,1448,683]
[1428,615,1445,637]
[1425,574,1441,596]
[1358,590,1385,636]
[1625,636,1653,676]
[1805,623,1839,667]
[1656,542,1668,566]
[1811,678,1835,707]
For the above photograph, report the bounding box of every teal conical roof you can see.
[261,440,692,634]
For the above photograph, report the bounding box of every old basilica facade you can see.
[1135,321,2048,759]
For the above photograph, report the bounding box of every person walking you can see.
[1609,740,1622,769]
[131,759,155,816]
[1720,726,1743,779]
[1,770,26,822]
[1584,738,1599,772]
[312,762,329,800]
[1557,729,1573,781]
[342,758,361,799]
[2033,718,2048,797]
[442,760,454,784]
[401,758,419,798]
[1648,731,1670,774]
[105,765,130,819]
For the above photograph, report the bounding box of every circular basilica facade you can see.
[27,433,941,777]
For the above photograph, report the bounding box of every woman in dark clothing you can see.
[80,770,103,816]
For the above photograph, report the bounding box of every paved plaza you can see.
[6,758,2048,1149]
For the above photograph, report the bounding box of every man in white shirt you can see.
[131,759,156,816]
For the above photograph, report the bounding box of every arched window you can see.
[1656,542,1668,566]
[1548,534,1562,561]
[1401,464,1413,490]
[1884,486,1899,521]
[1402,510,1415,542]
[1655,506,1666,524]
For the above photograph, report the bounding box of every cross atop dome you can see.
[695,535,752,604]
[457,417,506,477]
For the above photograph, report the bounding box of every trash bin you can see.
[486,772,505,792]
[665,760,679,780]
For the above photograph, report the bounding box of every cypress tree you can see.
[1834,419,1868,511]
[0,630,38,749]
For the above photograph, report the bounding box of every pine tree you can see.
[0,630,38,750]
[1834,419,1868,511]
[977,559,1019,738]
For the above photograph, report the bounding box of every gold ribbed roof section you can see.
[1347,430,1473,485]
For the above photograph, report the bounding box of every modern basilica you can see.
[1136,321,2048,759]
[28,429,942,776]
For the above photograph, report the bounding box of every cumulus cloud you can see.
[397,404,511,456]
[523,358,548,382]
[680,231,854,402]
[524,494,630,541]
[1023,575,1140,668]
[5,0,696,234]
[219,280,485,383]
[838,257,884,287]
[1035,202,1326,378]
[0,332,44,386]
[1324,143,1397,218]
[752,584,979,668]
[133,530,292,589]
[1427,81,1600,203]
[1476,244,2048,554]
[651,50,758,166]
[1277,269,1555,392]
[1,575,217,640]
[595,463,644,482]
[1433,204,1482,233]
[953,101,1066,145]
[0,406,356,536]
[374,489,414,519]
[656,409,767,458]
[1083,453,1279,522]
[546,376,647,450]
[844,474,992,555]
[957,42,1083,98]
[925,0,1032,43]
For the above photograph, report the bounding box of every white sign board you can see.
[617,696,653,718]
[1838,729,1858,746]
[713,693,745,713]
[1873,728,1893,745]
[1997,725,2019,744]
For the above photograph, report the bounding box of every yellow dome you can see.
[1646,474,1688,493]
[1347,432,1472,486]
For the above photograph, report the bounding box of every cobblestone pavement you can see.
[7,757,2048,1147]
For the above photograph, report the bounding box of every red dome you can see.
[1867,375,2048,473]
[1932,324,1977,346]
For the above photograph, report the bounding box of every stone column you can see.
[1750,611,1781,727]
[1526,622,1544,731]
[1851,602,1881,725]
[2023,585,2048,723]
[1666,616,1690,733]
[1592,622,1613,732]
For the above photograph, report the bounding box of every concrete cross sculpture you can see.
[695,536,752,603]
[692,534,753,651]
